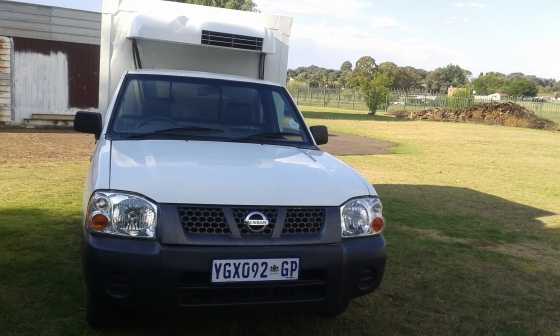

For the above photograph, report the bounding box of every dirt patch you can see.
[0,132,95,165]
[403,102,557,129]
[320,134,394,156]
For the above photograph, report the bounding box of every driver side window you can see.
[272,91,302,133]
[113,80,142,132]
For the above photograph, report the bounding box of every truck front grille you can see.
[177,206,325,238]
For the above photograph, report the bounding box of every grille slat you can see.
[201,30,263,51]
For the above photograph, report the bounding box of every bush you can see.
[361,73,392,115]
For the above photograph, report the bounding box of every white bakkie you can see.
[77,0,386,328]
[76,70,387,328]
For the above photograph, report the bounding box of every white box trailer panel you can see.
[99,0,292,112]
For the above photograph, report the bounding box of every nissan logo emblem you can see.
[244,211,270,232]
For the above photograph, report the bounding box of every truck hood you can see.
[109,140,374,206]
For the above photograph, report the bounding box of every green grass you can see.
[1,110,560,335]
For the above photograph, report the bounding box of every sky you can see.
[8,0,560,79]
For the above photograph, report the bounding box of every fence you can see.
[288,86,560,124]
[288,87,369,110]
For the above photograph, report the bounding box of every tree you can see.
[169,0,257,11]
[362,72,392,115]
[507,72,525,80]
[554,81,560,93]
[502,78,538,97]
[395,66,427,91]
[339,61,353,88]
[286,58,553,98]
[377,62,426,91]
[326,70,340,88]
[378,62,398,75]
[425,64,471,93]
[377,62,399,87]
[349,56,378,88]
[472,72,506,95]
[340,61,353,73]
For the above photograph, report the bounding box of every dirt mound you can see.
[407,102,557,129]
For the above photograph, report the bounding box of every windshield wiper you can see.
[125,127,224,139]
[236,132,304,142]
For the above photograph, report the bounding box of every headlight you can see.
[86,191,158,239]
[340,196,384,238]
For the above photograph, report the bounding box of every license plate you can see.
[211,258,299,283]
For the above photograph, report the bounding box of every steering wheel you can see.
[135,116,177,131]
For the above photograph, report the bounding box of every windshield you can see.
[108,75,313,147]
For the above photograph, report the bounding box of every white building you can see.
[0,0,101,126]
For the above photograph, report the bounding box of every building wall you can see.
[0,36,10,123]
[13,45,68,121]
[11,37,99,122]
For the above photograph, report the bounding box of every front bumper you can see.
[83,234,386,311]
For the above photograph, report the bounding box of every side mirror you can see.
[74,111,102,139]
[310,125,328,145]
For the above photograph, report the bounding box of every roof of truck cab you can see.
[126,70,283,87]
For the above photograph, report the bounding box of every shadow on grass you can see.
[302,110,406,122]
[1,185,558,335]
[0,208,85,335]
[375,184,558,242]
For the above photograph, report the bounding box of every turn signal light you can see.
[371,217,385,234]
[90,213,109,231]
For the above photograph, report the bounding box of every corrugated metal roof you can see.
[0,0,101,45]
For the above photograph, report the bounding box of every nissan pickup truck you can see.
[75,70,386,327]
